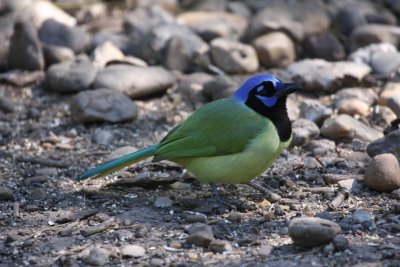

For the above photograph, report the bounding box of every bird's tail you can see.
[77,145,159,181]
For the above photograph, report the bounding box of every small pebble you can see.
[30,188,46,200]
[186,231,215,248]
[227,212,243,223]
[185,213,207,223]
[257,245,272,257]
[0,186,15,201]
[154,196,173,208]
[149,258,164,267]
[332,235,349,251]
[120,244,146,258]
[209,239,233,253]
[85,247,108,266]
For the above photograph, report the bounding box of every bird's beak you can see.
[273,83,301,98]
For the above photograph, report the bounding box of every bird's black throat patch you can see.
[245,95,292,142]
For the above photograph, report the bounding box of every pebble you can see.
[185,223,214,237]
[91,41,125,68]
[226,212,243,223]
[303,31,345,61]
[39,18,89,53]
[366,129,400,160]
[85,247,108,266]
[338,179,363,194]
[209,240,233,253]
[92,128,115,145]
[387,95,400,118]
[349,24,400,52]
[210,38,259,74]
[176,11,248,41]
[70,88,138,123]
[257,245,272,257]
[45,56,97,93]
[292,119,320,146]
[352,210,374,227]
[391,188,400,200]
[149,258,164,267]
[28,0,76,28]
[154,196,173,208]
[287,59,371,92]
[42,45,75,67]
[120,244,146,258]
[186,231,215,248]
[185,213,207,223]
[288,217,341,247]
[320,114,383,142]
[0,96,14,113]
[177,72,214,106]
[299,99,332,125]
[332,236,349,252]
[30,188,46,200]
[252,32,295,68]
[8,20,44,71]
[378,82,400,106]
[335,87,378,107]
[336,99,370,116]
[0,186,15,201]
[92,65,175,98]
[364,153,400,192]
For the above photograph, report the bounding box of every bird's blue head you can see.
[234,74,299,108]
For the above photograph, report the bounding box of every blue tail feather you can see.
[77,145,159,181]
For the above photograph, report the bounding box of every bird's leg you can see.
[211,184,237,211]
[246,181,282,203]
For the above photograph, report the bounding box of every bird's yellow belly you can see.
[175,124,291,184]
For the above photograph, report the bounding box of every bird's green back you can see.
[154,97,268,161]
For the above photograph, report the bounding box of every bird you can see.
[77,74,300,199]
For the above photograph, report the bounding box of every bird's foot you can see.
[211,185,237,211]
[246,181,282,203]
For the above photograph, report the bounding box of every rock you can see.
[349,24,400,51]
[70,89,138,123]
[177,72,214,107]
[92,65,175,98]
[305,139,336,156]
[303,32,345,61]
[209,240,233,253]
[252,32,295,68]
[25,0,76,28]
[367,129,400,159]
[120,244,146,258]
[337,99,370,117]
[257,245,273,257]
[348,43,400,77]
[137,23,208,66]
[185,223,214,237]
[38,19,89,53]
[149,258,164,267]
[288,217,341,247]
[176,11,248,41]
[338,179,363,194]
[0,186,15,201]
[154,196,173,208]
[299,99,332,125]
[113,56,148,67]
[336,88,378,107]
[227,1,252,19]
[92,128,114,145]
[387,95,400,118]
[352,210,374,228]
[202,75,238,101]
[30,188,46,200]
[92,31,130,55]
[163,34,200,72]
[320,114,383,142]
[292,119,320,146]
[247,2,329,41]
[123,6,173,40]
[185,213,207,223]
[332,236,349,252]
[379,82,400,106]
[287,59,371,93]
[186,231,215,248]
[8,20,44,71]
[210,38,258,74]
[85,247,108,266]
[364,153,400,192]
[391,188,400,200]
[42,45,75,67]
[372,105,397,128]
[45,56,97,93]
[0,96,14,113]
[227,212,243,223]
[92,41,125,68]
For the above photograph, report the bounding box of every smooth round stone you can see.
[289,217,341,247]
[85,247,108,266]
[120,245,146,258]
[337,99,370,116]
[364,153,400,192]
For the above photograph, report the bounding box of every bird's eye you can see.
[255,81,275,97]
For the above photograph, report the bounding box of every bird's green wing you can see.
[153,97,269,161]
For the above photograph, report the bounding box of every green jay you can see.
[78,74,300,196]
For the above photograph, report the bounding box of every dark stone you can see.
[303,32,345,61]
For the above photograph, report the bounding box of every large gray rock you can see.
[38,19,89,53]
[364,153,400,192]
[349,24,400,51]
[45,56,97,93]
[92,65,175,98]
[367,129,400,160]
[321,114,383,142]
[8,20,44,71]
[210,38,258,74]
[70,88,138,123]
[176,11,248,41]
[252,32,295,68]
[287,59,371,92]
[348,43,400,77]
[289,217,341,247]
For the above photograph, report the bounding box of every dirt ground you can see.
[0,77,399,267]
